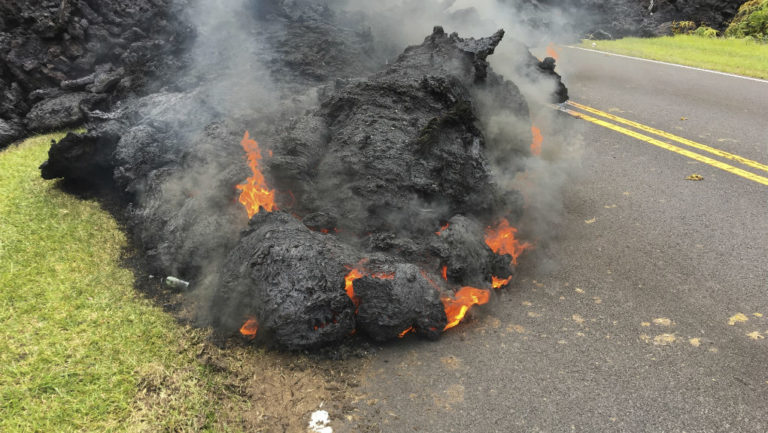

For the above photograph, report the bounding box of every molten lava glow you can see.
[492,276,512,289]
[399,327,414,338]
[531,125,543,156]
[344,268,364,307]
[442,287,491,330]
[236,131,276,218]
[435,223,450,236]
[546,43,560,60]
[485,218,533,266]
[441,266,448,281]
[344,265,394,308]
[239,317,259,340]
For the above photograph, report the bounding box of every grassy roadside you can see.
[0,133,363,432]
[0,133,227,432]
[580,35,768,79]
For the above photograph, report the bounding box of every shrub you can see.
[671,21,697,35]
[693,26,719,38]
[725,0,768,39]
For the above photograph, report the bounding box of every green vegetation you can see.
[668,21,719,38]
[671,21,697,35]
[725,0,768,39]
[692,26,720,38]
[0,133,225,432]
[581,35,768,79]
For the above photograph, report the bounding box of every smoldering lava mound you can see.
[216,28,532,348]
[41,8,567,349]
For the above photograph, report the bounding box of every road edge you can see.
[564,46,768,84]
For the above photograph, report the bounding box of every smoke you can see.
[335,0,586,48]
[149,0,584,330]
[144,0,291,325]
[326,0,585,265]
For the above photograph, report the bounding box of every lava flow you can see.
[239,317,259,340]
[485,218,533,266]
[236,131,276,218]
[344,268,365,307]
[399,327,414,338]
[344,262,395,308]
[492,275,512,289]
[442,287,491,330]
[531,125,543,156]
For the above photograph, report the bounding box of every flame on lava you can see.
[492,276,512,289]
[441,266,448,281]
[344,268,364,307]
[546,43,560,61]
[442,287,491,330]
[531,125,543,156]
[435,223,450,236]
[236,131,276,218]
[344,262,395,308]
[239,317,259,340]
[485,218,533,266]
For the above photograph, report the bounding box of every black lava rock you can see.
[0,0,193,149]
[38,3,568,350]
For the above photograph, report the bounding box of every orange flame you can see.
[546,43,560,61]
[239,317,259,340]
[441,266,448,281]
[236,131,276,218]
[531,125,543,156]
[344,268,364,307]
[492,276,512,289]
[435,223,450,236]
[344,263,395,308]
[442,287,491,330]
[398,327,414,338]
[485,218,533,266]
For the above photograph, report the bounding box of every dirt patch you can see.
[199,340,366,433]
[115,214,369,433]
[130,329,367,433]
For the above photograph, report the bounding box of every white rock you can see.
[308,410,333,433]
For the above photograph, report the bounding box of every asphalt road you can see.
[341,48,768,432]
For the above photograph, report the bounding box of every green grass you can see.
[0,134,226,432]
[581,35,768,79]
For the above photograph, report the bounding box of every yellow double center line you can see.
[561,101,768,186]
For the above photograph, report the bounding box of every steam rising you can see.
[165,0,583,329]
[330,0,585,268]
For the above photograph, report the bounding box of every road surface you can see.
[340,47,768,432]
